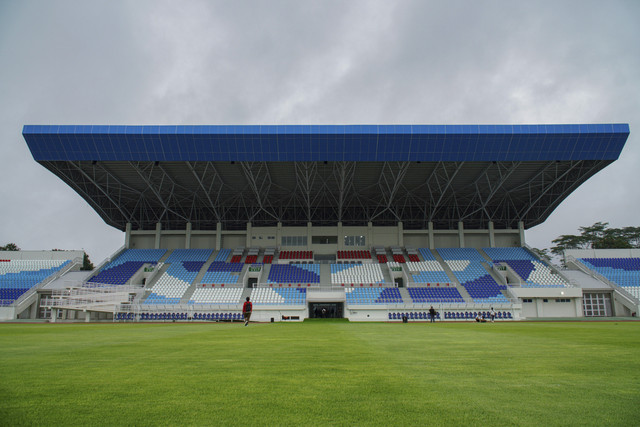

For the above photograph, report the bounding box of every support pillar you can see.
[276,222,282,248]
[185,222,192,249]
[125,223,132,249]
[307,222,312,250]
[397,222,404,247]
[155,223,162,249]
[216,222,222,251]
[246,222,252,247]
[518,221,525,247]
[337,222,344,250]
[428,221,435,249]
[367,222,373,248]
[488,221,495,248]
[458,221,465,248]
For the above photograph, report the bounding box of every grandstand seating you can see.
[392,254,406,263]
[408,287,464,303]
[143,249,212,304]
[213,249,231,262]
[438,248,509,303]
[279,251,313,260]
[191,312,243,321]
[484,247,568,288]
[331,263,384,285]
[418,248,437,260]
[201,262,243,284]
[345,287,402,304]
[376,254,388,263]
[444,311,512,320]
[337,250,371,260]
[579,258,640,299]
[251,287,306,305]
[389,311,440,320]
[131,312,244,321]
[189,287,244,304]
[88,249,166,285]
[262,255,273,264]
[0,259,70,303]
[244,255,258,264]
[166,249,212,263]
[267,264,320,284]
[407,261,450,284]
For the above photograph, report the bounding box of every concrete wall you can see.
[520,298,581,318]
[0,250,83,260]
[127,223,523,253]
[565,248,640,259]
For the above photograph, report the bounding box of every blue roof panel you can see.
[23,124,629,162]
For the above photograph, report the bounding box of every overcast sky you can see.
[1,0,639,263]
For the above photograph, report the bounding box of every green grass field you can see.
[1,321,639,426]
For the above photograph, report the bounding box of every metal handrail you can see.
[566,255,639,305]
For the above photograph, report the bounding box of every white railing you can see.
[7,256,83,308]
[566,255,639,306]
[45,282,145,311]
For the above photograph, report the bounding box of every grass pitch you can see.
[0,321,639,426]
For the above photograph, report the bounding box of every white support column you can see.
[398,222,404,246]
[246,222,252,247]
[276,222,282,248]
[518,221,525,247]
[307,222,312,250]
[185,222,192,249]
[125,223,132,249]
[575,298,584,317]
[428,221,435,249]
[458,221,465,248]
[367,222,373,248]
[337,222,344,250]
[535,298,544,317]
[216,222,222,250]
[488,221,495,248]
[155,223,162,249]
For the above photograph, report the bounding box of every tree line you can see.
[550,222,640,256]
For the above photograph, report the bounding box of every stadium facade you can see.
[1,123,636,322]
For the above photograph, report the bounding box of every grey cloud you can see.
[1,0,639,262]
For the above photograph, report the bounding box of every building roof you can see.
[23,124,630,232]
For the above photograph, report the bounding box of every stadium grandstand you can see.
[3,123,637,322]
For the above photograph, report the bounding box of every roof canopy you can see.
[23,124,630,231]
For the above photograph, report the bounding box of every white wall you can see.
[0,250,83,260]
[565,248,640,259]
[126,223,523,254]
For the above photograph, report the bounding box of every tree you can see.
[550,234,587,257]
[551,222,640,256]
[531,247,552,263]
[81,252,94,271]
[0,243,20,251]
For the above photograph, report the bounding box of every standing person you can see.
[242,297,252,326]
[429,306,437,323]
[490,307,496,323]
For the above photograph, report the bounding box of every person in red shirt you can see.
[242,296,252,326]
